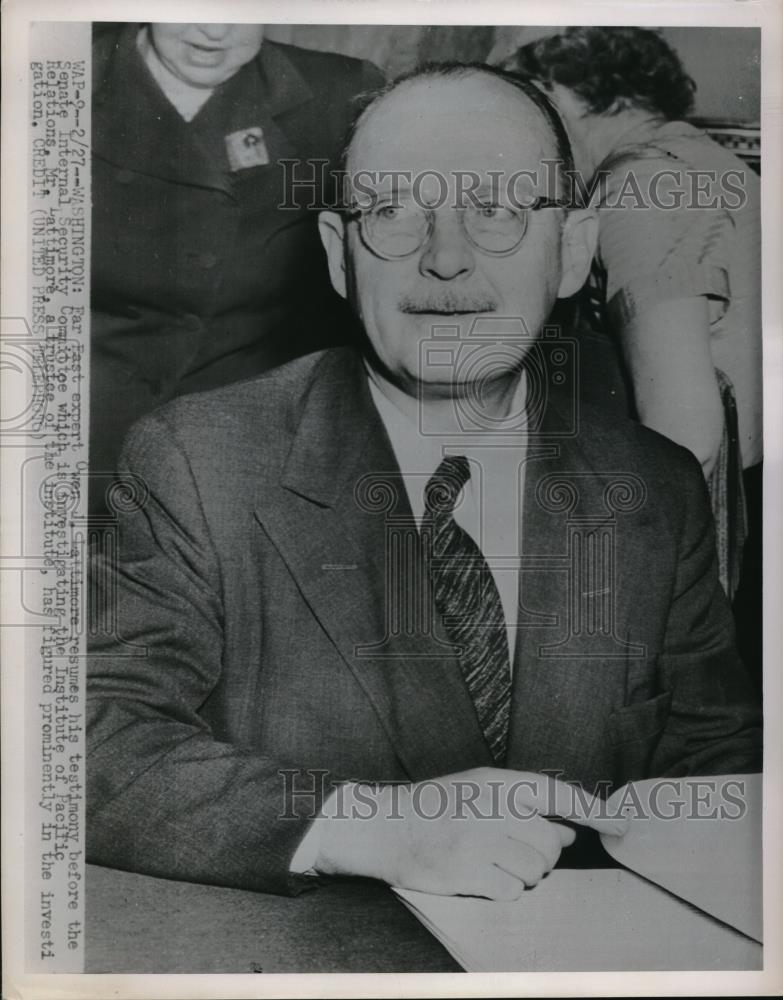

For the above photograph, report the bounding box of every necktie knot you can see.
[425,455,470,516]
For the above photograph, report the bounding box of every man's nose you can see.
[195,24,231,42]
[418,211,476,281]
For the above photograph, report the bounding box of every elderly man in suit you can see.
[87,64,761,900]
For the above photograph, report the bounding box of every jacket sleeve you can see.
[651,455,761,776]
[86,413,340,895]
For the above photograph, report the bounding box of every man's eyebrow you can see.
[364,184,415,201]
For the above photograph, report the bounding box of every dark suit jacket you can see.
[90,25,382,511]
[87,347,761,895]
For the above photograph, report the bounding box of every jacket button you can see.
[198,252,218,269]
[116,169,135,184]
[180,314,202,333]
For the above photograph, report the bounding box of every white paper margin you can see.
[2,1,781,997]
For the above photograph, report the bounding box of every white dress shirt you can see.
[366,371,528,663]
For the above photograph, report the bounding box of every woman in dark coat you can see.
[90,23,383,514]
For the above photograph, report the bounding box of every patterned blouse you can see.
[582,118,762,594]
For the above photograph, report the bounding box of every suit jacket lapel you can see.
[506,392,647,771]
[254,355,651,777]
[255,351,493,780]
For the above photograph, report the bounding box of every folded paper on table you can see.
[601,773,762,942]
[394,774,762,972]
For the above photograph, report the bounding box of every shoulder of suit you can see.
[576,395,704,487]
[146,348,345,440]
[123,347,361,492]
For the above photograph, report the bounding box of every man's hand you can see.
[313,767,627,900]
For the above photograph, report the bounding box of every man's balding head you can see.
[342,63,576,200]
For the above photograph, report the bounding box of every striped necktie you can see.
[422,455,511,764]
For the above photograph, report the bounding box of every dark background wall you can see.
[264,25,761,124]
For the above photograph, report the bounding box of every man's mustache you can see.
[399,295,497,314]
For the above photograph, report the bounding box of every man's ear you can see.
[318,211,347,300]
[557,207,599,299]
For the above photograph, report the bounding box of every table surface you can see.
[85,865,461,974]
[85,830,612,974]
[85,832,762,974]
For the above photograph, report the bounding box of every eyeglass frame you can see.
[339,195,572,261]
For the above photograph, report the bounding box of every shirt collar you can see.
[366,365,528,501]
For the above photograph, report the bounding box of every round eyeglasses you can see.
[343,197,569,260]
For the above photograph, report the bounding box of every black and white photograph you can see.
[2,3,781,996]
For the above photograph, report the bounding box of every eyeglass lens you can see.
[362,202,529,258]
